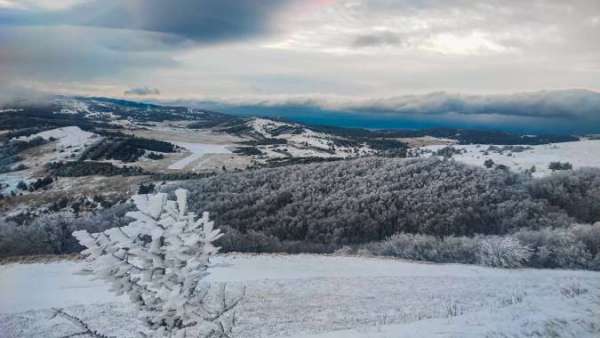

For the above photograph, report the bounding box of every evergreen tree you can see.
[72,189,242,338]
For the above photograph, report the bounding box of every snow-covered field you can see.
[16,126,98,150]
[422,139,600,177]
[14,126,101,164]
[1,126,102,193]
[0,172,29,194]
[168,142,233,170]
[250,118,373,159]
[1,254,598,338]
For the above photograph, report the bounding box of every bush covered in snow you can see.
[548,161,573,171]
[355,223,600,270]
[0,204,132,257]
[477,236,531,268]
[217,225,336,254]
[529,168,600,223]
[514,223,600,270]
[361,233,480,264]
[72,189,242,337]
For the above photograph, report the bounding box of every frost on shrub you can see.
[334,246,354,256]
[477,236,531,268]
[515,226,593,269]
[363,233,479,264]
[72,189,242,338]
[355,226,600,270]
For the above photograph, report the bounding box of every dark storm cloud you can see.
[0,0,299,91]
[124,87,161,96]
[0,26,177,82]
[16,0,298,44]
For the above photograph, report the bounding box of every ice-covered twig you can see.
[51,308,113,338]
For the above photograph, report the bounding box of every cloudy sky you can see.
[1,0,599,97]
[1,0,600,131]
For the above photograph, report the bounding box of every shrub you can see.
[355,224,600,270]
[477,236,531,268]
[0,204,132,257]
[217,226,336,254]
[137,182,155,194]
[16,181,28,190]
[28,176,53,191]
[147,152,164,160]
[435,147,463,158]
[548,161,573,171]
[571,222,600,258]
[529,168,600,223]
[362,233,479,264]
[514,227,593,269]
[218,226,282,253]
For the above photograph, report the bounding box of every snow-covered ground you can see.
[168,142,233,170]
[0,172,29,194]
[16,126,98,149]
[422,139,600,177]
[1,126,102,193]
[249,118,373,159]
[1,254,598,338]
[13,126,101,164]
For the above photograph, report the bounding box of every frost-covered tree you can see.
[529,168,600,223]
[180,157,573,243]
[72,189,242,338]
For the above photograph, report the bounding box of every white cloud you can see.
[421,32,512,55]
[0,0,86,10]
[1,0,600,101]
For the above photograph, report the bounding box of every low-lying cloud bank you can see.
[343,90,600,119]
[176,89,600,134]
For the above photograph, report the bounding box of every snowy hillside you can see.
[16,126,99,156]
[1,254,599,338]
[421,139,600,177]
[244,118,375,159]
[1,126,102,195]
